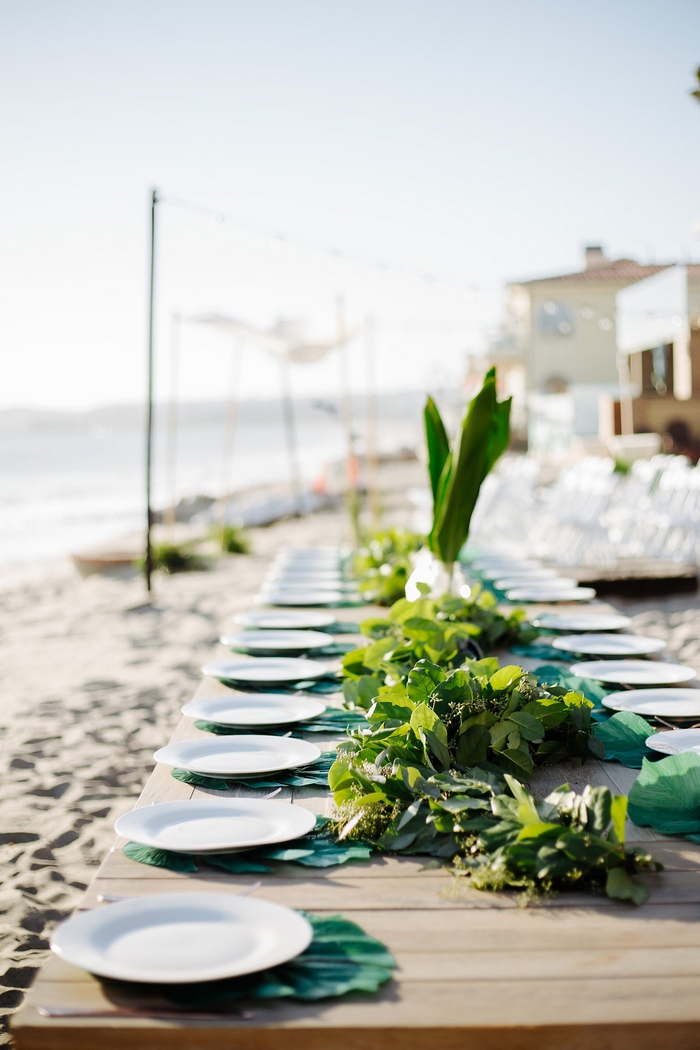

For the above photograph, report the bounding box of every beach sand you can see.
[1,456,699,1042]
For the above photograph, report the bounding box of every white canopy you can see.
[192,313,342,363]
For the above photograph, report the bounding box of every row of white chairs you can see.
[468,453,700,568]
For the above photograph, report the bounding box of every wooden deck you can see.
[12,602,700,1049]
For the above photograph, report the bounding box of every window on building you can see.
[536,300,575,335]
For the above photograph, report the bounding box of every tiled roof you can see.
[512,260,700,286]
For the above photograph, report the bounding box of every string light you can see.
[160,193,480,296]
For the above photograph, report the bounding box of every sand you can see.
[0,455,699,1043]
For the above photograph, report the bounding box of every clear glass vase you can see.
[405,549,466,600]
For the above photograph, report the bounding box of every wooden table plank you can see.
[15,979,700,1050]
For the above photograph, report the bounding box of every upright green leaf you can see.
[424,396,451,504]
[430,368,512,566]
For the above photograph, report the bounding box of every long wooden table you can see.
[12,603,700,1049]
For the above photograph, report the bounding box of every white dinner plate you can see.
[262,580,347,594]
[603,688,700,717]
[268,569,344,582]
[220,630,333,654]
[480,566,552,581]
[266,579,346,592]
[645,728,700,755]
[533,613,632,632]
[51,893,313,984]
[202,657,326,685]
[551,633,667,658]
[262,590,346,607]
[154,735,322,777]
[506,586,596,603]
[275,552,341,566]
[115,797,317,853]
[279,550,344,558]
[572,660,697,686]
[473,559,540,573]
[182,692,326,726]
[273,563,341,574]
[234,610,337,630]
[496,576,577,591]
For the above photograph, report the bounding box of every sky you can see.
[2,0,700,410]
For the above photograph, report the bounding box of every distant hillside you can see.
[0,391,427,435]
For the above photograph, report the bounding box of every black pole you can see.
[145,188,158,593]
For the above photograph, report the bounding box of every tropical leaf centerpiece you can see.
[425,366,511,581]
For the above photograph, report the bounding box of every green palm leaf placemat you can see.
[591,711,658,769]
[101,913,396,1007]
[534,663,611,703]
[217,676,344,697]
[536,667,663,768]
[510,642,568,662]
[327,621,361,635]
[171,751,335,791]
[314,642,360,657]
[628,751,700,836]
[123,822,372,874]
[194,709,368,737]
[292,677,345,695]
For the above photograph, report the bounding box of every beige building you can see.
[490,247,697,448]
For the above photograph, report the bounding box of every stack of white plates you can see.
[260,546,356,606]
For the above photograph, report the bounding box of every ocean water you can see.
[0,393,424,565]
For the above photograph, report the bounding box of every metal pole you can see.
[145,188,158,593]
[279,356,304,516]
[165,311,181,538]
